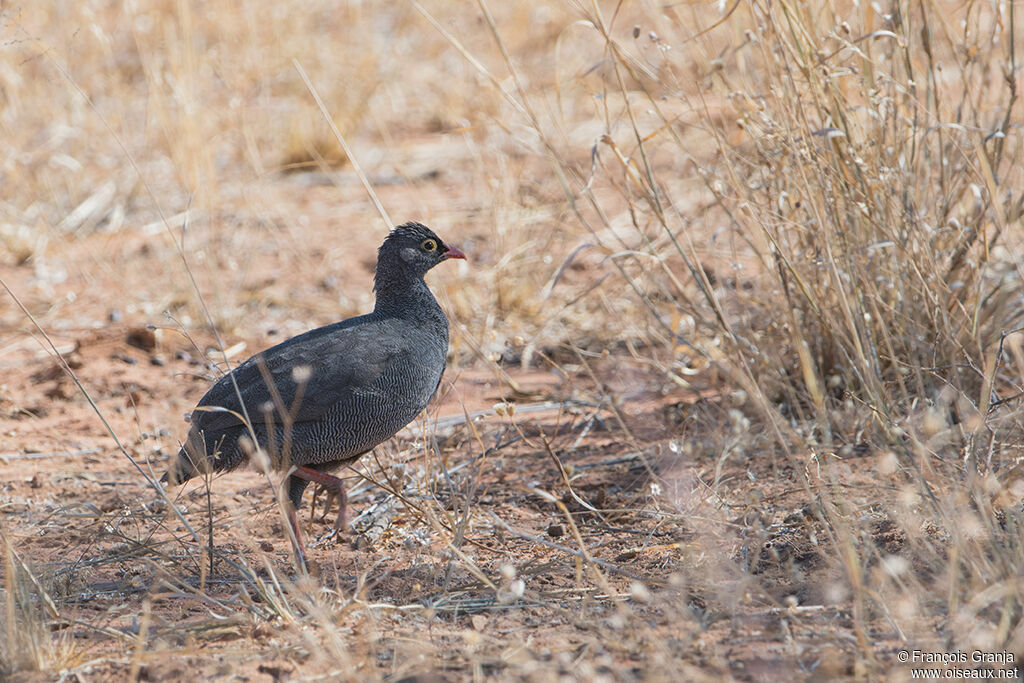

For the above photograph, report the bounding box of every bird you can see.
[162,222,465,566]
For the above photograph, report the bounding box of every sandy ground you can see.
[1,202,925,681]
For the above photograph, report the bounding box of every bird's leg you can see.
[284,498,309,572]
[310,484,335,525]
[308,485,324,528]
[292,466,347,544]
[320,487,337,523]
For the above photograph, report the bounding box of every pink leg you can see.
[292,466,348,532]
[285,503,309,570]
[311,486,337,527]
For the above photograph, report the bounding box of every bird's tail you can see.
[161,430,214,486]
[162,447,199,486]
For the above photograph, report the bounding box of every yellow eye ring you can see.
[421,238,438,252]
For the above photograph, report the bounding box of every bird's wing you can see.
[189,315,412,436]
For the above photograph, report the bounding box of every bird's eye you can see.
[420,238,438,252]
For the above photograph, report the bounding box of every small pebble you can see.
[547,524,564,538]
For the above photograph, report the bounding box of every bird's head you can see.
[377,222,466,281]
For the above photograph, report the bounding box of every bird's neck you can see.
[373,275,442,319]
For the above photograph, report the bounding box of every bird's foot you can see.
[312,526,345,547]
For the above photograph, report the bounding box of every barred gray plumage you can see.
[162,222,465,563]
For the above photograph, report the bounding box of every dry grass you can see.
[2,0,1023,680]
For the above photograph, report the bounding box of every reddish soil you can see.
[0,188,921,682]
